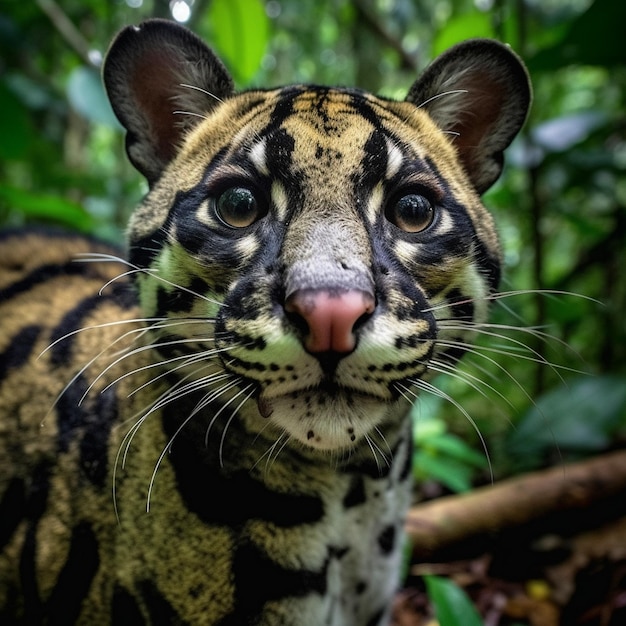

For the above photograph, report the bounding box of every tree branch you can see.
[36,0,95,66]
[406,449,626,560]
[352,0,419,72]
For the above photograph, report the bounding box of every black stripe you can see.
[49,286,136,367]
[398,430,413,482]
[472,235,501,291]
[424,154,500,289]
[154,276,210,317]
[347,90,386,130]
[359,130,389,189]
[0,324,41,381]
[0,262,87,306]
[45,522,99,625]
[0,477,26,551]
[19,461,52,624]
[447,287,475,322]
[162,396,324,527]
[54,372,117,488]
[55,373,91,455]
[80,384,118,487]
[112,585,147,625]
[263,128,297,187]
[265,86,300,131]
[141,579,189,626]
[216,539,327,626]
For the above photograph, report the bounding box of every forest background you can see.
[1,0,625,505]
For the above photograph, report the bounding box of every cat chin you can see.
[258,390,391,452]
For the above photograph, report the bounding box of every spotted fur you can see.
[0,20,530,625]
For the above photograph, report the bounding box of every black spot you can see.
[307,430,315,440]
[356,581,368,595]
[156,284,196,316]
[129,231,167,271]
[342,476,366,508]
[329,545,350,560]
[447,288,474,322]
[377,525,396,555]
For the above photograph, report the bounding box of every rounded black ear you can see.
[103,19,234,184]
[406,39,531,193]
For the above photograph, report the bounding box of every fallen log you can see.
[406,449,626,560]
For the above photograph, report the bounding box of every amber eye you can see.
[387,193,435,233]
[215,187,262,228]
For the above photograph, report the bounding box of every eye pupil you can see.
[216,187,260,228]
[389,194,434,233]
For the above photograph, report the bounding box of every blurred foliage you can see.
[1,0,625,479]
[424,575,485,626]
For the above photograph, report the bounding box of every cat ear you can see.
[406,39,531,193]
[103,19,234,184]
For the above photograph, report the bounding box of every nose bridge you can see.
[282,215,374,297]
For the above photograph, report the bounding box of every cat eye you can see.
[386,193,435,233]
[214,186,263,228]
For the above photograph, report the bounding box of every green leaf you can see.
[413,453,474,493]
[529,0,626,69]
[505,375,626,469]
[67,66,121,128]
[0,185,94,231]
[424,575,484,626]
[0,81,35,159]
[432,11,493,57]
[207,0,269,84]
[424,434,487,469]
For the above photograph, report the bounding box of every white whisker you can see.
[416,89,468,109]
[179,83,225,104]
[400,380,493,483]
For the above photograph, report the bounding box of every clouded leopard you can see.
[0,19,530,625]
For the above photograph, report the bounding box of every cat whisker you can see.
[173,110,208,121]
[426,357,514,413]
[75,252,224,307]
[144,374,245,512]
[399,379,493,483]
[416,88,468,109]
[80,335,220,405]
[179,82,225,104]
[218,384,256,467]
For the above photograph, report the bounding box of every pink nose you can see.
[285,289,375,353]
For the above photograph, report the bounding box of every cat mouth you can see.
[254,379,390,420]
